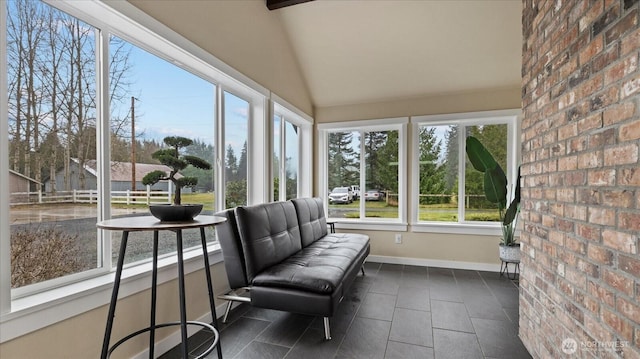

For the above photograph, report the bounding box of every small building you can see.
[9,170,42,203]
[45,158,183,193]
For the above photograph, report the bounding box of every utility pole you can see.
[131,96,136,191]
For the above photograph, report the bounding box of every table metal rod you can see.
[200,227,223,359]
[149,230,159,359]
[176,229,189,358]
[101,230,129,359]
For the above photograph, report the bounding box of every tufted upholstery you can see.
[252,233,369,294]
[235,201,302,282]
[215,197,370,328]
[214,209,248,289]
[291,197,328,247]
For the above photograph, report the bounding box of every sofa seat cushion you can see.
[251,233,369,294]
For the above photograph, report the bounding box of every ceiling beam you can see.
[266,0,314,11]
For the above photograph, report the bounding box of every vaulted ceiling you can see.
[273,0,522,108]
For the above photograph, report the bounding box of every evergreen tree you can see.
[443,125,458,193]
[375,131,399,193]
[237,141,248,181]
[225,144,238,182]
[418,127,446,204]
[327,132,358,190]
[364,131,387,189]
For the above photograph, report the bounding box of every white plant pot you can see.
[499,243,521,262]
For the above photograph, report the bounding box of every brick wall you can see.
[520,0,640,358]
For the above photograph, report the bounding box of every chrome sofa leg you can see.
[222,300,233,324]
[360,265,366,276]
[323,317,332,340]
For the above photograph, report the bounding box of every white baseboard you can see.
[366,255,502,273]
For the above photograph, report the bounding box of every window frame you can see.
[0,0,310,342]
[410,109,521,235]
[271,94,313,202]
[318,117,408,231]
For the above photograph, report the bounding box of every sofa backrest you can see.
[291,197,328,247]
[214,209,249,289]
[235,201,302,282]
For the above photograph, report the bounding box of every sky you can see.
[116,38,249,155]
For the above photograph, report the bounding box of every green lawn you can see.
[329,199,500,222]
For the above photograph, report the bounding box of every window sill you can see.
[0,244,223,343]
[332,220,408,232]
[411,222,503,236]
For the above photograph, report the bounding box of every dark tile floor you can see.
[161,262,532,359]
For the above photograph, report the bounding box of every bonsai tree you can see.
[142,136,212,205]
[465,136,521,246]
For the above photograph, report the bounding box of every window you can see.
[108,36,217,266]
[412,110,519,231]
[223,91,249,208]
[272,99,313,202]
[318,118,407,224]
[2,1,312,336]
[7,0,102,288]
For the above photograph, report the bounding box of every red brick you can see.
[577,150,603,169]
[578,36,604,65]
[621,73,640,99]
[589,128,616,148]
[602,308,634,341]
[621,27,640,56]
[588,207,616,226]
[603,269,634,296]
[604,54,638,85]
[576,223,602,242]
[618,167,640,185]
[601,189,634,208]
[588,280,616,307]
[616,297,640,325]
[587,244,613,265]
[588,169,616,186]
[559,155,578,170]
[619,211,640,231]
[619,254,640,277]
[603,101,636,126]
[578,113,603,133]
[604,143,639,166]
[603,229,638,254]
[619,119,640,141]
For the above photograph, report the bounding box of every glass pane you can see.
[224,91,249,208]
[327,131,360,218]
[284,121,298,200]
[418,125,457,222]
[273,115,281,201]
[464,124,508,222]
[108,35,216,265]
[7,1,99,287]
[364,130,399,219]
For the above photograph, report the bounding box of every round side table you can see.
[97,215,226,359]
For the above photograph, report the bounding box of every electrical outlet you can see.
[395,233,402,244]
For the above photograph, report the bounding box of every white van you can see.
[350,185,360,200]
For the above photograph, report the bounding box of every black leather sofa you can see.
[214,197,370,340]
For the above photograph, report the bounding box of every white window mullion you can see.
[0,0,11,315]
[359,129,366,218]
[215,86,225,212]
[95,27,112,270]
[457,122,466,223]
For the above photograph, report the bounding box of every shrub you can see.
[11,226,83,287]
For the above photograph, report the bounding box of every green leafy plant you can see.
[142,136,212,205]
[465,136,521,246]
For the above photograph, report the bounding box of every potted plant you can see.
[465,136,521,262]
[142,136,212,221]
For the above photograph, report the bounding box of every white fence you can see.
[10,187,172,206]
